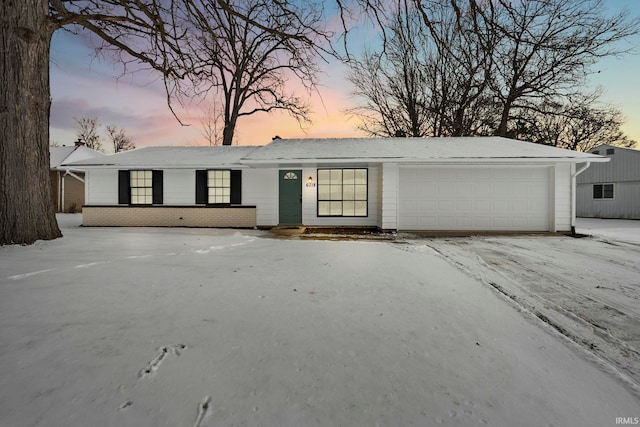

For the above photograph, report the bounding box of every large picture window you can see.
[593,183,614,200]
[208,170,231,204]
[317,168,367,217]
[130,170,153,204]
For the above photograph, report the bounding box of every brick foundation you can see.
[82,205,257,228]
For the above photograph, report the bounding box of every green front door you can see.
[279,170,302,225]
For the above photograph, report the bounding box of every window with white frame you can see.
[593,183,614,199]
[208,170,231,204]
[130,170,153,204]
[317,168,367,216]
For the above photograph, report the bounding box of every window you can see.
[130,170,153,204]
[317,168,367,216]
[118,170,163,205]
[195,170,242,205]
[592,150,600,155]
[606,148,615,155]
[208,170,230,204]
[593,184,614,199]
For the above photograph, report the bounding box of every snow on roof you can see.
[64,137,607,169]
[51,146,105,169]
[242,136,608,164]
[50,147,76,168]
[65,146,261,168]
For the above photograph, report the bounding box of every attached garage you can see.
[398,166,551,231]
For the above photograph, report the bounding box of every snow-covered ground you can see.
[1,215,639,427]
[576,217,640,245]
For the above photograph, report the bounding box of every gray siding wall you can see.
[577,145,640,184]
[576,145,640,219]
[577,182,640,219]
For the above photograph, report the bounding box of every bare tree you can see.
[347,50,428,137]
[417,1,500,137]
[347,6,432,137]
[482,0,639,136]
[199,101,223,146]
[513,93,637,152]
[1,0,186,244]
[106,125,135,153]
[74,116,104,152]
[348,0,638,140]
[2,0,60,244]
[347,2,497,137]
[176,0,325,145]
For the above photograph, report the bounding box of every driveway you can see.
[402,230,640,393]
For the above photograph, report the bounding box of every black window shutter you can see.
[118,170,131,204]
[230,170,242,204]
[195,170,207,204]
[152,170,163,204]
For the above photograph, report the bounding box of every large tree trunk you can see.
[222,124,234,146]
[222,114,238,146]
[0,0,61,244]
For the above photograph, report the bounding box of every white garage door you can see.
[398,167,550,231]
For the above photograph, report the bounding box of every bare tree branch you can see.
[348,0,639,141]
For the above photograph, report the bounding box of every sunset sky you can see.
[49,1,640,151]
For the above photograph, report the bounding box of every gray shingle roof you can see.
[65,137,607,169]
[241,137,607,163]
[65,146,261,168]
[51,146,105,169]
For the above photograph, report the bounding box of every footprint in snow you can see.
[118,400,133,411]
[192,396,211,427]
[138,344,187,378]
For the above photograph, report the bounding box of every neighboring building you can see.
[67,137,606,232]
[50,143,104,212]
[577,144,640,220]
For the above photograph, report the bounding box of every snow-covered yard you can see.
[577,217,640,245]
[1,215,639,427]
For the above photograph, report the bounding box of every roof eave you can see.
[241,156,609,165]
[63,162,250,169]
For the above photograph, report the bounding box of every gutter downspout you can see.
[63,169,85,183]
[61,171,65,212]
[571,162,591,235]
[57,171,62,212]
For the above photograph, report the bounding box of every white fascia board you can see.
[241,160,379,168]
[395,157,611,165]
[241,156,609,166]
[74,163,250,169]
